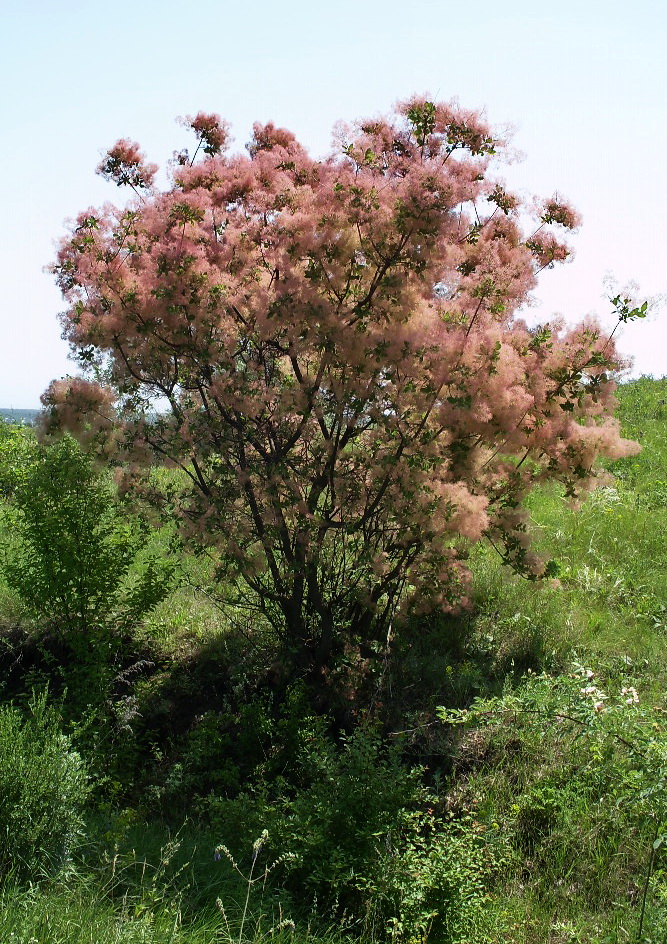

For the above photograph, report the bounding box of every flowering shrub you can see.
[44,99,639,680]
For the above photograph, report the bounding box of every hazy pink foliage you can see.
[46,97,638,672]
[541,197,581,229]
[96,139,157,190]
[182,112,231,158]
[40,378,118,455]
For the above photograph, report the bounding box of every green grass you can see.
[445,668,667,941]
[0,821,335,944]
[435,377,667,942]
[467,378,667,671]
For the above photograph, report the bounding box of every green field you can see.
[1,377,666,943]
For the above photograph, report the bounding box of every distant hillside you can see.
[0,408,39,425]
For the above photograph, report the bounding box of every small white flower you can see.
[575,666,595,680]
[621,686,639,705]
[581,685,606,699]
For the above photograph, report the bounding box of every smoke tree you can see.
[44,98,638,678]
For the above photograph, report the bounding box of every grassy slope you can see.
[459,377,667,941]
[471,376,667,665]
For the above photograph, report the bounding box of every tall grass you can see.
[0,824,329,944]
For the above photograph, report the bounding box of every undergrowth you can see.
[0,376,665,942]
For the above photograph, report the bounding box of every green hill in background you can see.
[0,408,38,424]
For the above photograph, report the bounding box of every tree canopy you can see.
[43,97,637,680]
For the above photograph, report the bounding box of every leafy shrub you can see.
[209,725,495,942]
[145,685,326,819]
[3,435,174,637]
[0,419,35,497]
[0,692,90,882]
[1,435,175,714]
[157,710,242,808]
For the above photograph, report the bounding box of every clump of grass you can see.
[0,824,342,944]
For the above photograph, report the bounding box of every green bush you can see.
[209,725,495,942]
[0,692,90,882]
[0,435,175,715]
[2,435,174,637]
[0,419,35,497]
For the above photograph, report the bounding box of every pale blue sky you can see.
[1,0,665,406]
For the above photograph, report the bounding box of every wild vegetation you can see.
[1,377,665,943]
[44,99,639,695]
[0,97,665,943]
